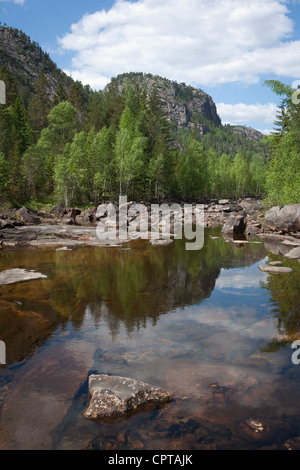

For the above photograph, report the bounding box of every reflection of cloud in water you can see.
[215,262,267,291]
[175,305,275,340]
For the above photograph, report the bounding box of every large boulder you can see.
[221,214,246,235]
[83,374,172,422]
[265,204,300,233]
[75,208,97,226]
[0,218,15,230]
[15,207,41,225]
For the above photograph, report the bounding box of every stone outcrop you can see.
[265,204,300,233]
[83,374,172,422]
[108,72,222,132]
[0,25,73,98]
[15,207,41,225]
[221,213,247,235]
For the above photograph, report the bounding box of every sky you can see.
[1,0,300,134]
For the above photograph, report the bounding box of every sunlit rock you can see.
[84,374,172,422]
[0,268,47,285]
[258,265,294,274]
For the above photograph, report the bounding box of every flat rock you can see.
[0,268,48,286]
[83,374,172,422]
[258,265,294,274]
[55,247,72,251]
[268,261,283,266]
[150,238,173,246]
[285,247,300,260]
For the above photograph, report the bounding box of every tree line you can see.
[0,66,293,208]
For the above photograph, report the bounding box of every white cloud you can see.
[216,102,278,126]
[0,0,25,4]
[58,0,300,90]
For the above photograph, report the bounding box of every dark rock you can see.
[15,207,41,225]
[50,204,66,217]
[83,374,172,422]
[75,208,97,226]
[0,218,15,230]
[239,198,264,213]
[222,203,244,213]
[63,208,82,221]
[221,214,246,235]
[265,204,300,233]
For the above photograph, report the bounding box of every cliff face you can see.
[107,72,222,133]
[0,26,73,96]
[226,125,264,142]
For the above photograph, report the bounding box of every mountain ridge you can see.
[0,25,264,143]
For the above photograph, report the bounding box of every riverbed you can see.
[0,228,300,450]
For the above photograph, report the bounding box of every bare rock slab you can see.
[0,268,47,286]
[83,374,172,422]
[285,247,300,260]
[258,265,294,274]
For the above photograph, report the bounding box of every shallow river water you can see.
[0,228,300,450]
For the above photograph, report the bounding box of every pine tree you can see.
[67,81,85,112]
[28,72,52,133]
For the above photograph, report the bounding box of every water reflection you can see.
[0,228,300,450]
[0,230,266,364]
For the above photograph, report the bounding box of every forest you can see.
[0,61,299,208]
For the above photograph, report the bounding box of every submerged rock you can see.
[150,238,173,246]
[83,374,172,422]
[0,268,47,286]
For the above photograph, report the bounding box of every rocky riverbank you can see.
[0,200,299,261]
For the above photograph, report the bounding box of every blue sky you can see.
[1,0,300,133]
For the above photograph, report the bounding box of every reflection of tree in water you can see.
[0,229,266,363]
[260,257,300,353]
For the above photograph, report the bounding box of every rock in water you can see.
[0,268,47,285]
[83,374,172,421]
[221,214,246,235]
[258,265,294,274]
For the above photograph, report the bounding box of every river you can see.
[0,228,300,450]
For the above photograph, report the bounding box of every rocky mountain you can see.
[0,25,73,98]
[107,72,222,134]
[0,25,264,145]
[107,73,265,144]
[225,125,264,142]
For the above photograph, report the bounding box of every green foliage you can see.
[0,62,273,206]
[264,79,300,205]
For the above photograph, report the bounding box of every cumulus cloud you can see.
[58,0,300,90]
[216,102,278,125]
